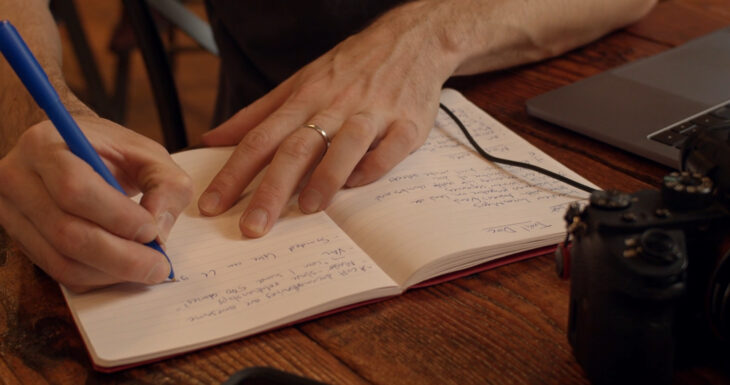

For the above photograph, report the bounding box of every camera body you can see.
[559,128,730,385]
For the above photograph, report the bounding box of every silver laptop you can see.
[526,27,730,169]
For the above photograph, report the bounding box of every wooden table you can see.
[1,1,729,383]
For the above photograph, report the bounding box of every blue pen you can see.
[0,20,174,280]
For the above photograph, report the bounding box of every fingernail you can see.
[199,191,220,214]
[144,260,170,284]
[156,211,176,243]
[241,208,268,236]
[133,223,158,243]
[346,171,364,187]
[300,189,323,213]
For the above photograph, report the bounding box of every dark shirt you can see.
[205,0,405,125]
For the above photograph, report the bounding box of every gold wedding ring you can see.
[304,123,331,150]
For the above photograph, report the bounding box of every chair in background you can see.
[52,0,218,152]
[121,0,218,151]
[51,0,118,121]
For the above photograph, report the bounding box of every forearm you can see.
[0,0,94,156]
[380,0,657,78]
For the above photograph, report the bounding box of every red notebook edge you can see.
[81,245,556,373]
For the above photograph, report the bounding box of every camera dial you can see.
[589,190,632,210]
[662,171,714,210]
[621,229,687,287]
[637,229,682,265]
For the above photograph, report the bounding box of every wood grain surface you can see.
[1,1,729,384]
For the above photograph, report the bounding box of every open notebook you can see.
[61,89,596,371]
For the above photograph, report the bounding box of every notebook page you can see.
[325,89,596,287]
[62,147,399,367]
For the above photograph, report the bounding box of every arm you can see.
[0,0,193,292]
[199,0,657,238]
[441,0,657,76]
[0,0,94,155]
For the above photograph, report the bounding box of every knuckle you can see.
[209,167,240,194]
[279,134,315,161]
[268,104,302,121]
[166,172,195,202]
[394,119,421,147]
[51,222,88,258]
[314,167,341,189]
[239,129,272,154]
[344,116,375,144]
[290,80,327,102]
[54,175,87,206]
[19,123,52,150]
[330,82,364,109]
[312,109,340,125]
[365,154,391,177]
[59,183,113,219]
[253,182,287,206]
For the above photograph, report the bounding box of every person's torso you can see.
[205,0,406,124]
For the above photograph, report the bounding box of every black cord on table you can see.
[439,103,598,194]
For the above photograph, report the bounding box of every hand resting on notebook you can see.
[0,0,657,290]
[197,0,659,239]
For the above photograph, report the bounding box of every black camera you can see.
[556,126,730,385]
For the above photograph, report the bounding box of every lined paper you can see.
[61,89,596,368]
[325,89,595,286]
[63,148,399,367]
